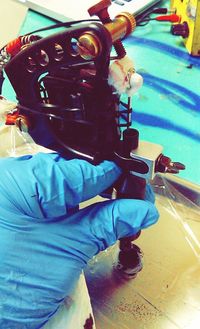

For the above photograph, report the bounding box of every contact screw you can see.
[88,0,127,58]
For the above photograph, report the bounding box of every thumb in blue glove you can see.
[0,153,159,329]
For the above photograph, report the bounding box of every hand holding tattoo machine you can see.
[1,0,185,277]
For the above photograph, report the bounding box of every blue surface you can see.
[124,23,200,185]
[2,10,200,185]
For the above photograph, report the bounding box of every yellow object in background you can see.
[171,0,200,56]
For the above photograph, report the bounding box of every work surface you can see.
[84,188,200,329]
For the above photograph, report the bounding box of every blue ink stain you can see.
[140,72,200,113]
[131,111,200,142]
[125,36,200,68]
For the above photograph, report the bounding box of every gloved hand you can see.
[0,153,159,329]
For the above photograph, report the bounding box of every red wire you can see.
[6,37,22,56]
[155,14,181,23]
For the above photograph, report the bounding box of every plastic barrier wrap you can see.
[1,97,200,329]
[84,177,200,329]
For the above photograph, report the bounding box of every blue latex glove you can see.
[0,153,159,329]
